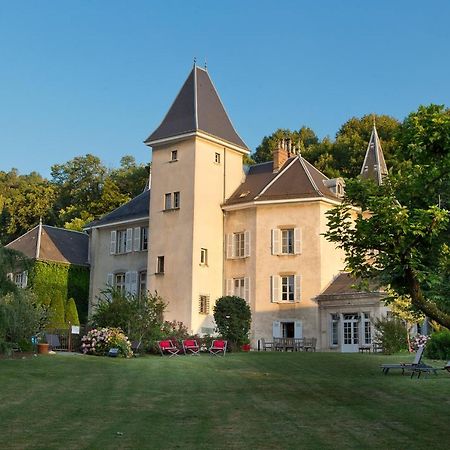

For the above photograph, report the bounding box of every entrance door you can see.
[341,313,359,352]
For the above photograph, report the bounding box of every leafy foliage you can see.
[213,296,251,348]
[425,330,450,360]
[0,246,31,296]
[374,316,408,355]
[65,298,80,326]
[325,105,450,328]
[81,327,133,357]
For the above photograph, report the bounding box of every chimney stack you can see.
[273,138,290,172]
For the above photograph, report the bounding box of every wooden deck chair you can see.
[260,338,273,351]
[158,339,180,357]
[381,345,425,375]
[209,339,227,356]
[182,339,200,355]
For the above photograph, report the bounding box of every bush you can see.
[374,316,408,354]
[213,296,251,349]
[81,327,132,357]
[65,297,80,326]
[48,293,66,329]
[425,330,450,360]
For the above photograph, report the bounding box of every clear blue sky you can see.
[1,1,449,177]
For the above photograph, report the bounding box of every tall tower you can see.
[360,123,388,185]
[144,65,249,334]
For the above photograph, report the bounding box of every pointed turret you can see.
[360,123,388,185]
[145,65,248,153]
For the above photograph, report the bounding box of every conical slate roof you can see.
[360,124,388,185]
[145,66,248,152]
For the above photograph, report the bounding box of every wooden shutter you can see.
[271,229,280,255]
[226,279,233,296]
[130,271,138,295]
[22,271,28,288]
[294,228,301,254]
[244,277,250,303]
[294,320,303,338]
[226,234,233,259]
[126,228,133,253]
[272,321,281,338]
[107,273,113,287]
[244,230,250,257]
[294,275,301,301]
[133,227,141,251]
[110,231,117,255]
[271,275,280,302]
[125,272,131,293]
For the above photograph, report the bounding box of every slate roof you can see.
[85,189,150,229]
[145,66,248,152]
[225,155,340,206]
[6,225,89,266]
[360,124,388,185]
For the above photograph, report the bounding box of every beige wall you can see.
[148,135,245,334]
[87,219,149,315]
[225,200,347,349]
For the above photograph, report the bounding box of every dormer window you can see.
[323,178,345,198]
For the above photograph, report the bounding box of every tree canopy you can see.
[325,105,450,328]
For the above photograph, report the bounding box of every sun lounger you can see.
[381,346,425,375]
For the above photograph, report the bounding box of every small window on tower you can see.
[156,256,165,274]
[200,248,208,265]
[171,150,178,161]
[215,152,221,164]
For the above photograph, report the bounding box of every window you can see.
[330,313,339,346]
[199,295,210,314]
[281,229,294,254]
[234,278,245,299]
[13,271,27,289]
[115,273,126,294]
[111,229,133,254]
[156,256,165,274]
[116,230,127,254]
[281,275,295,301]
[226,231,250,259]
[139,271,147,296]
[171,149,178,161]
[215,152,221,164]
[270,275,300,302]
[226,277,250,303]
[164,192,180,210]
[173,191,180,209]
[363,313,372,345]
[164,193,172,210]
[200,248,208,265]
[271,228,301,255]
[141,227,148,251]
[133,226,149,252]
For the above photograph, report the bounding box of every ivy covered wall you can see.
[29,260,89,324]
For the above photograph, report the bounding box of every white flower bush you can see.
[81,327,132,357]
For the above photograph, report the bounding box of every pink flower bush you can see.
[411,334,429,351]
[81,327,133,357]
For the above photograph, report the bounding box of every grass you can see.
[0,351,449,450]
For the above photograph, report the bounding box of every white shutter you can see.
[107,273,113,287]
[125,272,131,294]
[126,228,133,253]
[110,231,117,255]
[226,234,233,259]
[133,227,141,251]
[271,275,280,302]
[22,271,28,288]
[6,273,13,281]
[294,320,303,338]
[273,321,281,338]
[244,230,250,257]
[294,228,301,254]
[130,271,138,295]
[244,277,250,303]
[271,229,280,255]
[294,275,301,301]
[226,279,233,296]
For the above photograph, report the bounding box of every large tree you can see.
[325,105,450,328]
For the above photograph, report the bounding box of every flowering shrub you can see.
[81,327,132,357]
[411,334,429,351]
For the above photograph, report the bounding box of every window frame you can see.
[173,191,180,209]
[114,272,126,294]
[116,229,127,254]
[170,149,178,162]
[199,295,210,315]
[156,256,165,274]
[140,227,148,251]
[200,248,208,265]
[281,228,294,254]
[214,152,221,164]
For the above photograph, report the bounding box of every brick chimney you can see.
[273,139,289,172]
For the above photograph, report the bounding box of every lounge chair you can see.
[158,339,180,357]
[182,339,200,355]
[45,333,61,351]
[381,346,426,375]
[209,339,227,356]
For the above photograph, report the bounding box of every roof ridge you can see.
[298,156,324,197]
[43,224,88,235]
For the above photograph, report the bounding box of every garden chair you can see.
[131,340,141,356]
[209,339,227,356]
[260,338,273,351]
[45,333,61,351]
[380,345,426,375]
[182,339,200,355]
[158,339,180,357]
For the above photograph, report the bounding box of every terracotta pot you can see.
[37,343,49,354]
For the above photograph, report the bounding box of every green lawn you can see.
[0,352,449,450]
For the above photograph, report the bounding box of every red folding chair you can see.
[182,339,200,355]
[209,339,227,356]
[158,340,180,357]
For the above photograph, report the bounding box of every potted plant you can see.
[37,333,49,354]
